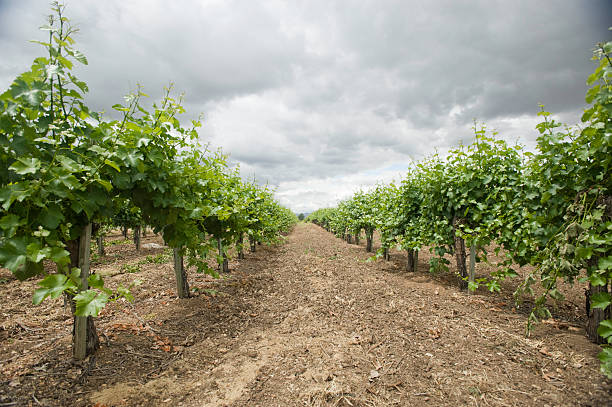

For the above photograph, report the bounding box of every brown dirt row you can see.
[0,224,611,406]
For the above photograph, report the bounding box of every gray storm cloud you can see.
[1,0,610,213]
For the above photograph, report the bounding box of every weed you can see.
[104,239,131,247]
[137,253,170,266]
[120,264,141,274]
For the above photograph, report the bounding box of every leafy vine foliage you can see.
[0,3,297,359]
[308,38,612,377]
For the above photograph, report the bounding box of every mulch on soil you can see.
[1,224,610,406]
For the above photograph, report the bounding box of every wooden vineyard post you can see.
[586,230,611,344]
[249,236,256,253]
[468,246,477,294]
[585,197,611,344]
[74,223,97,360]
[453,217,468,289]
[133,225,141,252]
[406,249,415,272]
[217,238,229,273]
[173,248,190,298]
[586,282,611,344]
[238,233,245,260]
[97,234,105,257]
[366,230,373,252]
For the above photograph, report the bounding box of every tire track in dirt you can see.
[91,223,611,407]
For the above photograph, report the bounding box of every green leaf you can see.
[56,55,73,70]
[26,242,46,263]
[104,159,121,172]
[88,273,105,290]
[56,155,82,173]
[0,241,27,273]
[598,256,612,270]
[116,285,134,302]
[597,347,612,379]
[589,272,608,287]
[49,246,70,265]
[10,78,45,106]
[0,214,23,237]
[591,292,612,310]
[0,186,30,210]
[74,290,108,316]
[468,281,478,292]
[137,137,151,147]
[124,152,142,169]
[70,49,88,65]
[96,179,113,192]
[29,40,52,47]
[89,145,109,156]
[74,79,89,93]
[67,267,81,285]
[39,203,64,229]
[9,157,41,175]
[32,273,74,305]
[549,288,564,301]
[597,319,612,340]
[575,246,594,260]
[15,261,44,280]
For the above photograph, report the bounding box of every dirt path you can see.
[89,223,610,407]
[1,224,611,406]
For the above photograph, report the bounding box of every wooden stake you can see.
[73,223,92,360]
[173,247,189,298]
[238,233,245,260]
[453,217,468,289]
[133,225,141,252]
[406,249,415,272]
[366,233,373,252]
[217,238,229,273]
[97,235,105,257]
[468,246,477,294]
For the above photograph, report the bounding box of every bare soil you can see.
[1,223,610,406]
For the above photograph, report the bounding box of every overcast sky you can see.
[1,1,610,213]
